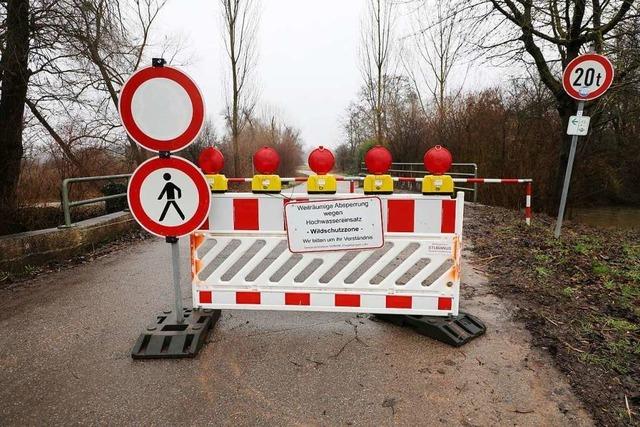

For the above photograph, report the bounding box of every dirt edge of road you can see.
[465,203,639,426]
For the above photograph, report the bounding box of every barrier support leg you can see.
[375,312,486,347]
[130,236,221,359]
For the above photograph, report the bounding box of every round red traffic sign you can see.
[119,66,205,152]
[562,54,614,101]
[128,156,210,237]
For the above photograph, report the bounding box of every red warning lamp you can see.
[365,145,392,175]
[198,147,225,174]
[308,146,335,175]
[424,145,452,175]
[253,146,280,174]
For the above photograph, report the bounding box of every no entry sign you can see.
[128,156,210,237]
[562,54,614,101]
[119,65,205,152]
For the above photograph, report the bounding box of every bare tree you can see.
[178,119,218,163]
[220,0,259,176]
[28,0,171,166]
[402,0,468,118]
[0,0,30,233]
[465,0,639,207]
[360,0,396,145]
[342,102,371,172]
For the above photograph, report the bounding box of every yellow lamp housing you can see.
[205,174,228,193]
[251,174,282,193]
[363,174,394,194]
[422,175,454,195]
[307,175,337,194]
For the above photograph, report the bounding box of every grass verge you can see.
[465,204,639,426]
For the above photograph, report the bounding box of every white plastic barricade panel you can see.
[191,192,464,316]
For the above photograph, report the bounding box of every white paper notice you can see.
[285,197,384,253]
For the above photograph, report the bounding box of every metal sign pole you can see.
[167,236,184,323]
[554,100,585,238]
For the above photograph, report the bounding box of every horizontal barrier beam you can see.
[224,176,532,184]
[221,175,533,226]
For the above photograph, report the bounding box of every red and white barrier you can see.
[191,192,465,316]
[201,194,459,234]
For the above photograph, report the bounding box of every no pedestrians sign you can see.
[128,156,211,237]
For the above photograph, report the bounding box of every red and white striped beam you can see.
[202,194,462,234]
[219,176,533,226]
[196,289,455,316]
[525,182,532,226]
[226,176,532,183]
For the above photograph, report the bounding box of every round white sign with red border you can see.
[128,156,210,237]
[562,54,614,101]
[119,66,205,152]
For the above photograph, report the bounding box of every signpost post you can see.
[555,53,614,238]
[127,156,211,323]
[120,59,217,358]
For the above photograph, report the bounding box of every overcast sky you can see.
[155,1,500,151]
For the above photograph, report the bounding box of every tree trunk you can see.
[0,0,30,234]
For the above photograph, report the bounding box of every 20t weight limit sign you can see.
[555,53,614,238]
[562,54,614,101]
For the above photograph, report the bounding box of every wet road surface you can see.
[0,235,593,425]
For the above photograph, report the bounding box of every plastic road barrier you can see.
[191,192,464,316]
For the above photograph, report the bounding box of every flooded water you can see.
[571,206,640,230]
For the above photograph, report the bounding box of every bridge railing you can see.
[360,162,478,201]
[60,174,132,228]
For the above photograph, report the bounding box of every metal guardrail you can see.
[60,174,132,228]
[360,162,479,202]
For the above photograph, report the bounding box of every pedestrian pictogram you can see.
[158,173,185,221]
[128,156,210,238]
[562,54,614,101]
[118,64,205,152]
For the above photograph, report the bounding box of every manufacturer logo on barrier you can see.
[128,156,210,237]
[284,197,384,253]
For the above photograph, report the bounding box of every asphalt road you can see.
[0,226,593,426]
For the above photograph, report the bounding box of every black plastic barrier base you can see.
[131,308,221,359]
[375,311,486,347]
